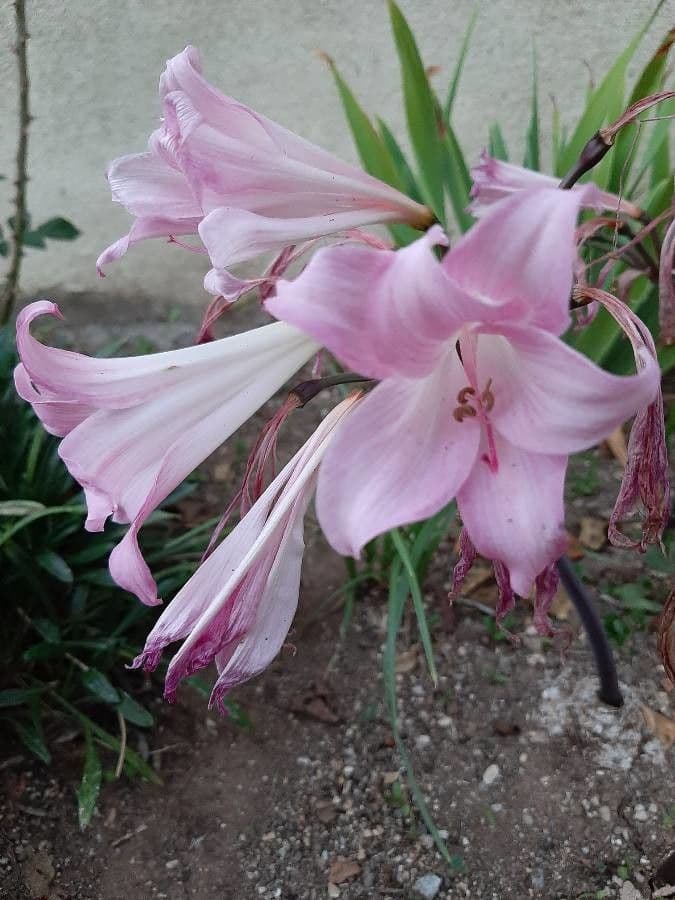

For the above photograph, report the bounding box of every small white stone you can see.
[327,883,340,899]
[482,764,501,786]
[633,804,648,822]
[415,734,432,750]
[437,715,452,728]
[599,806,612,823]
[165,859,180,871]
[414,873,442,899]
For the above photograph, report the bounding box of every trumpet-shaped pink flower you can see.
[15,301,318,605]
[131,393,361,707]
[268,188,660,596]
[97,46,432,284]
[469,151,642,220]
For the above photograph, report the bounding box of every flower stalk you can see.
[0,0,31,326]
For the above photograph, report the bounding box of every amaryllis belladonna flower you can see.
[469,151,642,220]
[14,301,318,605]
[97,46,433,289]
[267,187,660,598]
[131,393,362,708]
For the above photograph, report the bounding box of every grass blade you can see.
[388,0,445,220]
[443,6,479,120]
[377,118,423,203]
[523,49,540,171]
[323,54,402,190]
[390,528,438,686]
[441,128,474,233]
[384,560,453,867]
[556,3,664,178]
[608,26,675,193]
[77,725,102,828]
[488,122,509,161]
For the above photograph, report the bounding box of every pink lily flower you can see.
[97,46,432,283]
[469,151,642,220]
[14,301,319,605]
[131,393,362,708]
[267,188,660,596]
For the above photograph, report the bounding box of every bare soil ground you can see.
[1,299,673,900]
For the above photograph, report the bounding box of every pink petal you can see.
[209,491,309,708]
[96,214,202,273]
[316,354,480,556]
[198,206,410,270]
[457,434,568,597]
[106,151,201,220]
[132,395,359,693]
[478,325,660,455]
[443,187,590,335]
[108,523,163,607]
[268,228,485,379]
[469,152,642,220]
[13,363,94,437]
[159,48,429,221]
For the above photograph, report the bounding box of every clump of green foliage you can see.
[0,327,219,825]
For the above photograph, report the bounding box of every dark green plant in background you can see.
[0,327,219,825]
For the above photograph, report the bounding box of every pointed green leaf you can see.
[324,56,401,189]
[608,27,675,192]
[523,50,540,170]
[377,118,423,202]
[643,175,673,219]
[557,4,664,178]
[0,686,46,707]
[0,499,45,516]
[14,718,51,764]
[117,692,154,728]
[390,528,438,685]
[77,728,102,828]
[441,128,474,232]
[627,108,673,195]
[81,669,120,705]
[37,217,80,240]
[443,6,479,119]
[388,0,445,219]
[36,550,73,584]
[488,122,509,161]
[33,617,61,644]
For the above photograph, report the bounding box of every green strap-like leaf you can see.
[77,726,102,829]
[81,668,121,705]
[443,6,479,120]
[324,55,402,189]
[442,127,474,233]
[377,118,423,202]
[556,2,664,178]
[390,528,438,686]
[523,49,540,171]
[324,57,420,247]
[608,27,675,193]
[388,0,446,220]
[488,122,509,161]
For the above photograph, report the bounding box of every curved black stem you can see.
[556,556,624,708]
[290,373,373,407]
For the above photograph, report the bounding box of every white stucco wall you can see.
[0,0,672,307]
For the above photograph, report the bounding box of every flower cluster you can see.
[16,47,668,708]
